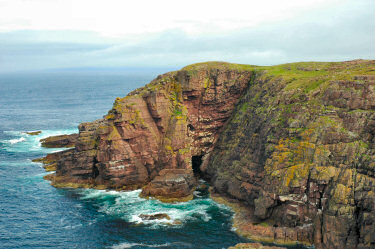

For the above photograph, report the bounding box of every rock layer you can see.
[40,134,78,148]
[228,243,286,249]
[49,62,253,196]
[43,60,375,248]
[204,60,375,248]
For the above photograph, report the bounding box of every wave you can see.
[1,128,77,153]
[8,137,26,144]
[111,242,192,249]
[77,188,233,229]
[111,242,171,249]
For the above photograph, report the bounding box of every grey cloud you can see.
[0,0,374,72]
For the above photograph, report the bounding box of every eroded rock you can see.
[26,131,41,135]
[228,243,286,249]
[39,60,375,248]
[140,169,196,202]
[45,62,253,196]
[40,134,78,148]
[139,213,171,220]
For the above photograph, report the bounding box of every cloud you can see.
[0,0,344,35]
[0,0,374,72]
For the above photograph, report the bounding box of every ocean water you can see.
[0,71,310,249]
[0,71,251,249]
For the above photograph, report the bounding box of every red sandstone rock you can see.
[40,60,375,249]
[51,63,253,194]
[141,169,196,201]
[40,134,78,148]
[228,242,286,249]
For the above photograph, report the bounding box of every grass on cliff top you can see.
[182,61,257,72]
[183,60,375,73]
[117,60,375,105]
[256,60,375,93]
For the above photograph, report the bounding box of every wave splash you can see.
[78,188,232,229]
[1,128,77,153]
[9,137,26,144]
[111,242,195,249]
[111,242,173,249]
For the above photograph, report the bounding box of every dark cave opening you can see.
[188,124,195,131]
[192,155,203,177]
[92,165,100,179]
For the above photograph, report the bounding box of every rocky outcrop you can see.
[204,60,375,248]
[42,60,375,248]
[40,134,78,148]
[228,243,286,249]
[26,130,42,135]
[139,213,171,220]
[33,149,69,172]
[140,169,196,202]
[46,62,253,195]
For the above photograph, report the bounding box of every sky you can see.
[0,0,374,73]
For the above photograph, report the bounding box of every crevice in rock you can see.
[353,167,361,247]
[188,124,195,131]
[92,164,99,179]
[192,155,203,177]
[144,97,163,134]
[91,156,100,179]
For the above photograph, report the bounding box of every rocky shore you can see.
[228,243,286,249]
[37,60,375,248]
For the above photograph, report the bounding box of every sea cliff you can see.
[40,60,375,248]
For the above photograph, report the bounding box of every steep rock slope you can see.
[49,63,253,199]
[204,60,375,248]
[44,60,375,248]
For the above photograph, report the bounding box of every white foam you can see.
[111,242,171,249]
[9,137,26,144]
[76,188,219,228]
[63,223,83,230]
[2,128,78,153]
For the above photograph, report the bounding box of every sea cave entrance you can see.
[192,155,203,177]
[92,165,100,179]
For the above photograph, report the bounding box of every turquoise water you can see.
[0,71,251,249]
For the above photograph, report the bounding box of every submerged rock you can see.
[139,213,171,220]
[26,130,42,135]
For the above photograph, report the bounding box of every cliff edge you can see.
[42,60,375,249]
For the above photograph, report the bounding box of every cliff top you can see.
[43,58,375,248]
[181,61,257,72]
[181,59,375,93]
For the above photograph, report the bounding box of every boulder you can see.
[26,131,41,135]
[228,243,286,249]
[141,169,196,202]
[139,213,171,220]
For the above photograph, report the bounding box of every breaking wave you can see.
[8,137,26,144]
[0,128,77,153]
[77,187,232,229]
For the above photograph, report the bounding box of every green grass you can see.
[182,61,257,72]
[174,109,182,116]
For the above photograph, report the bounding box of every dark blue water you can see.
[0,71,251,249]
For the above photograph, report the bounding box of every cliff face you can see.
[51,63,253,198]
[45,60,375,248]
[204,60,375,248]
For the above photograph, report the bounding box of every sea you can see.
[0,70,309,249]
